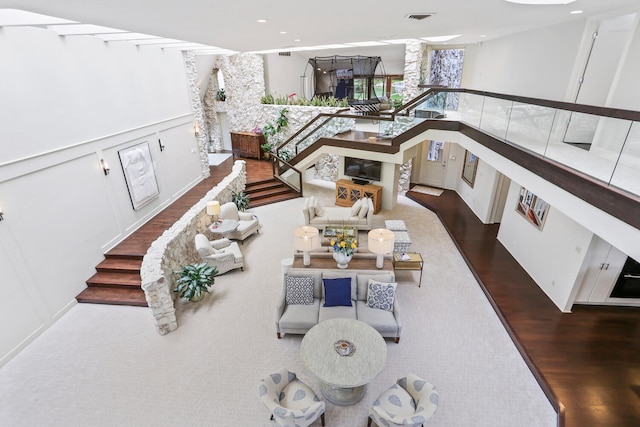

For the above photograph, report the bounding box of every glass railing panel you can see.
[545,111,631,184]
[479,97,513,140]
[413,92,446,118]
[378,115,424,139]
[505,103,556,156]
[609,120,640,196]
[274,160,301,192]
[457,93,483,127]
[563,111,600,147]
[284,116,355,156]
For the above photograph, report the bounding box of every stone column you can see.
[402,40,425,104]
[183,50,210,178]
[203,67,223,152]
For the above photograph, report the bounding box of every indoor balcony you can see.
[274,87,640,232]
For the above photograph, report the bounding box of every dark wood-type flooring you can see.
[407,189,640,427]
[79,154,639,426]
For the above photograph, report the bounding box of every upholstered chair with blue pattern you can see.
[368,374,438,427]
[259,368,325,427]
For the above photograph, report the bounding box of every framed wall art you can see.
[516,187,550,230]
[118,142,160,210]
[461,150,479,187]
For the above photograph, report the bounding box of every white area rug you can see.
[0,180,556,426]
[208,152,232,166]
[410,185,444,196]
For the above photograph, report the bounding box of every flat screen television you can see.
[344,157,382,183]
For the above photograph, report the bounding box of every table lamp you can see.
[206,200,221,223]
[294,226,320,267]
[368,228,395,269]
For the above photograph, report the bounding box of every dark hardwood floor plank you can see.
[407,189,640,427]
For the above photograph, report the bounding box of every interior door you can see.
[420,141,449,188]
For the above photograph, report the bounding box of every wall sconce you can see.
[206,200,221,224]
[194,123,201,138]
[100,159,110,175]
[368,228,395,269]
[294,226,320,267]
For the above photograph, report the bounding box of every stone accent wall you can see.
[140,160,247,335]
[402,40,425,104]
[398,159,412,195]
[183,51,210,177]
[314,154,339,181]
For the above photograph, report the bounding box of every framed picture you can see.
[461,150,478,187]
[118,142,160,210]
[516,187,550,230]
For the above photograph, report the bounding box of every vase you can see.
[333,252,353,269]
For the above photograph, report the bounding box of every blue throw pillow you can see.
[323,277,352,307]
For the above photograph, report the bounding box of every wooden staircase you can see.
[76,254,147,306]
[245,177,300,207]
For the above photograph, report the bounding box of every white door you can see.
[420,141,449,188]
[574,236,638,306]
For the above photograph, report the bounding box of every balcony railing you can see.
[281,87,640,203]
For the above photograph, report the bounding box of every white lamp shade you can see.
[206,200,221,216]
[368,228,395,254]
[293,226,320,251]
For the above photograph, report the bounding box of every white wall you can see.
[461,20,585,100]
[497,181,594,311]
[455,153,500,223]
[264,53,310,98]
[0,26,202,366]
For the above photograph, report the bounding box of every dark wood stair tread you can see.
[96,257,142,273]
[76,287,147,306]
[86,272,141,287]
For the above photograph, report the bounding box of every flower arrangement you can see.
[330,229,358,256]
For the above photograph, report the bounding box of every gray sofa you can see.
[302,196,374,230]
[276,268,401,343]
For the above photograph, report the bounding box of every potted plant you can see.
[232,191,250,212]
[260,108,289,159]
[260,141,273,159]
[216,88,226,101]
[173,262,217,302]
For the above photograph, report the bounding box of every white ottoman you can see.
[393,231,412,253]
[385,220,408,231]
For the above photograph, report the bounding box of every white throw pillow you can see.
[315,206,324,216]
[367,280,398,311]
[350,199,362,216]
[358,199,369,218]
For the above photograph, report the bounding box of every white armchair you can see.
[259,367,325,427]
[194,234,244,275]
[218,202,260,242]
[368,374,438,427]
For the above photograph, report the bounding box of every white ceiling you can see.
[0,0,637,53]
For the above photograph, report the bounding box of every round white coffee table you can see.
[300,318,387,406]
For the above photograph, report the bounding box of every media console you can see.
[335,179,382,214]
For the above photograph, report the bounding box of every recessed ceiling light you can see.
[280,31,287,34]
[479,34,487,38]
[421,34,461,42]
[504,0,575,4]
[570,10,583,14]
[257,19,267,23]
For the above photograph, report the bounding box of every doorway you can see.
[416,140,449,188]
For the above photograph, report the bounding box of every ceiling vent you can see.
[405,13,433,20]
[279,51,291,56]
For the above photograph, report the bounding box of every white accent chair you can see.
[218,202,260,242]
[194,234,244,275]
[258,367,325,427]
[368,374,438,427]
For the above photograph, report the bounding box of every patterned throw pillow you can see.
[285,276,314,305]
[367,280,397,311]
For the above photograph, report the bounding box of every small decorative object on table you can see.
[335,340,356,357]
